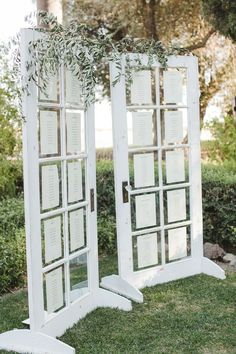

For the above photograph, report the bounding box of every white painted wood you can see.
[0,330,75,354]
[201,257,226,280]
[101,275,143,303]
[110,54,225,299]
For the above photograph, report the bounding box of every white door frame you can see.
[0,29,131,354]
[101,54,225,301]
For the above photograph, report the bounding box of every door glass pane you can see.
[70,253,89,303]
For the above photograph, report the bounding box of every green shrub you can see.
[0,228,26,294]
[0,196,24,236]
[0,159,23,199]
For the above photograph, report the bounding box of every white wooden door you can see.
[107,54,225,293]
[20,29,131,339]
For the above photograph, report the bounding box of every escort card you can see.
[45,267,64,314]
[168,227,187,261]
[69,209,85,252]
[41,165,60,210]
[167,189,186,223]
[40,110,58,155]
[131,70,152,104]
[166,150,185,184]
[68,161,83,203]
[66,112,82,154]
[137,233,158,268]
[135,193,157,229]
[134,153,155,188]
[66,70,82,105]
[164,110,183,144]
[44,216,62,263]
[163,70,183,104]
[132,111,153,146]
[40,74,58,102]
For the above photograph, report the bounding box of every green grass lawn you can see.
[0,272,235,354]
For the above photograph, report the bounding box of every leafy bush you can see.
[205,115,236,164]
[0,159,23,199]
[0,196,24,236]
[0,228,26,294]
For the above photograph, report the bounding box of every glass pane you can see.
[131,192,160,231]
[132,231,161,271]
[65,69,83,106]
[165,226,191,263]
[67,159,86,205]
[41,214,64,266]
[65,109,85,155]
[163,187,190,225]
[129,151,158,189]
[38,108,61,157]
[160,108,188,146]
[68,207,87,254]
[126,69,156,106]
[44,265,66,316]
[40,162,62,212]
[159,68,187,106]
[70,253,89,303]
[162,148,189,185]
[127,109,156,147]
[38,73,60,103]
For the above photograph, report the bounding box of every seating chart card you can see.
[69,209,85,252]
[44,216,62,263]
[132,112,153,146]
[134,153,155,188]
[137,233,158,268]
[168,227,187,261]
[66,112,81,154]
[40,110,58,155]
[166,150,185,184]
[39,74,58,102]
[68,161,83,203]
[65,70,82,105]
[163,71,183,104]
[167,189,186,223]
[42,165,60,210]
[135,193,157,229]
[45,267,64,314]
[131,70,152,104]
[164,110,183,144]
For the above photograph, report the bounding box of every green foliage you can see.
[205,115,236,164]
[0,197,24,236]
[0,228,26,294]
[202,0,236,42]
[0,160,23,200]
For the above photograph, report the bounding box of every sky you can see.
[0,0,36,42]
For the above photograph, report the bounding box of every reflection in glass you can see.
[70,253,89,302]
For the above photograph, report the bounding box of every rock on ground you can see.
[203,242,225,260]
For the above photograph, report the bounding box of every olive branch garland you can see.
[23,11,188,109]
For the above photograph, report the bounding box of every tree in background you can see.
[202,0,236,43]
[61,0,236,123]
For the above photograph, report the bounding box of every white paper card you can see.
[163,71,183,104]
[68,161,83,203]
[69,209,85,252]
[135,193,157,229]
[131,70,152,104]
[42,165,59,210]
[137,233,158,268]
[132,112,153,146]
[168,227,187,261]
[164,111,183,144]
[44,216,62,263]
[66,112,81,154]
[40,111,58,155]
[167,189,186,223]
[66,70,82,105]
[40,75,58,101]
[134,153,155,188]
[166,150,185,184]
[45,267,64,314]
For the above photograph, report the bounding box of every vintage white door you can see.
[0,29,131,354]
[101,54,225,300]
